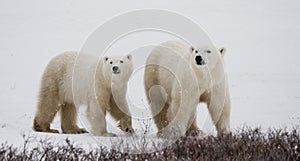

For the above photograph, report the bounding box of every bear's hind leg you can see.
[60,103,87,134]
[153,104,170,137]
[145,81,169,137]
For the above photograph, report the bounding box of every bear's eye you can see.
[110,61,113,64]
[205,50,211,54]
[120,60,123,63]
[194,50,198,54]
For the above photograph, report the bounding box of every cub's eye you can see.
[194,50,198,54]
[110,61,113,64]
[120,60,123,63]
[206,50,211,54]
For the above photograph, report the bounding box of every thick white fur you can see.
[144,41,231,137]
[33,52,134,136]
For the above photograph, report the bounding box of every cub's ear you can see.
[219,47,226,56]
[190,46,195,53]
[103,56,109,61]
[126,54,132,61]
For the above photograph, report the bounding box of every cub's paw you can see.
[103,132,117,137]
[47,129,59,133]
[63,128,88,134]
[124,127,134,134]
[76,128,88,134]
[34,128,59,134]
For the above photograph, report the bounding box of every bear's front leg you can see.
[216,84,231,136]
[186,118,205,137]
[215,93,231,136]
[163,88,199,138]
[207,80,231,136]
[86,99,116,137]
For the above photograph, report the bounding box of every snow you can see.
[0,0,299,150]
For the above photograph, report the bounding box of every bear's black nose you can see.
[112,66,120,73]
[112,66,118,71]
[195,55,205,65]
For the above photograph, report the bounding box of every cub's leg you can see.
[86,100,115,136]
[109,96,134,134]
[60,103,87,134]
[33,79,60,133]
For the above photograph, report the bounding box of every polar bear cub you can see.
[33,52,134,136]
[144,41,231,137]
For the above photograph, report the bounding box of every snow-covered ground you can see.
[0,0,299,149]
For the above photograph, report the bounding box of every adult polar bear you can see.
[144,41,230,137]
[33,52,134,136]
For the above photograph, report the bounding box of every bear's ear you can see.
[103,56,109,61]
[219,47,226,56]
[190,46,199,54]
[190,46,195,53]
[126,54,132,61]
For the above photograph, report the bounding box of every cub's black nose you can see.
[195,55,205,65]
[112,66,119,72]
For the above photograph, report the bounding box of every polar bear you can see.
[33,52,134,136]
[144,41,230,137]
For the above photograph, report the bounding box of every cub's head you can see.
[102,54,133,82]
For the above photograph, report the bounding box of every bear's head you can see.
[102,54,133,83]
[189,46,226,88]
[190,46,226,67]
